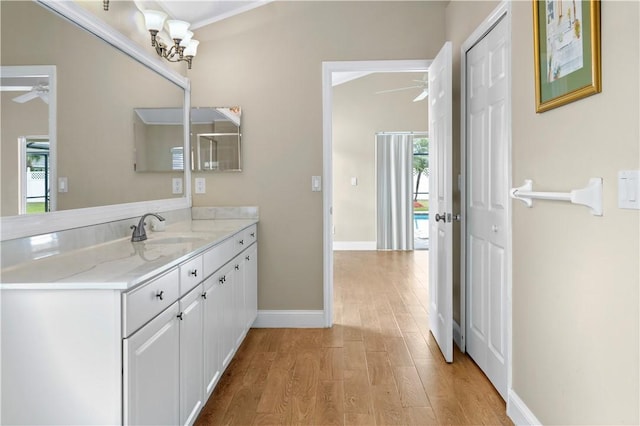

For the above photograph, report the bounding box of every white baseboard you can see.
[332,241,376,251]
[507,390,542,425]
[253,310,326,328]
[453,320,464,352]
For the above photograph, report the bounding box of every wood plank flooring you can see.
[195,251,512,425]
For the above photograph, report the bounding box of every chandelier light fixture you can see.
[142,10,199,69]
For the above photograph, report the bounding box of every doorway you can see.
[19,137,51,214]
[322,60,430,326]
[461,2,512,400]
[1,65,57,215]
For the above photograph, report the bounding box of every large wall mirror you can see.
[0,0,191,240]
[134,107,242,172]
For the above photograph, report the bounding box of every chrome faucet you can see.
[131,213,165,242]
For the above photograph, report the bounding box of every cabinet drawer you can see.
[243,224,257,246]
[123,268,179,337]
[203,237,235,278]
[234,229,250,253]
[180,255,204,295]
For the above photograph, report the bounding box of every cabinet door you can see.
[123,302,180,426]
[202,274,222,399]
[232,256,245,348]
[220,262,236,369]
[179,284,204,426]
[244,244,258,330]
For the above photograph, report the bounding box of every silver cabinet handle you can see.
[156,290,164,301]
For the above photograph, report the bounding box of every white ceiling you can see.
[138,0,271,29]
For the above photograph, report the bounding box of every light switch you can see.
[351,177,358,186]
[195,178,206,194]
[58,177,68,193]
[172,177,183,194]
[312,176,322,192]
[618,170,640,209]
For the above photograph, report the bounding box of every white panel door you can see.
[465,15,509,400]
[428,41,454,363]
[179,284,204,426]
[123,302,180,425]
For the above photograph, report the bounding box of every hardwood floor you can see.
[195,251,512,425]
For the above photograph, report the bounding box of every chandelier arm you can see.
[146,24,195,68]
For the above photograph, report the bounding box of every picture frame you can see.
[533,0,601,113]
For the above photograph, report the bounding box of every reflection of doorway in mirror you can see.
[1,64,57,216]
[19,136,50,214]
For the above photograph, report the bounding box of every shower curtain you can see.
[376,133,414,250]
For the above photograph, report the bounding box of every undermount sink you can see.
[144,236,206,245]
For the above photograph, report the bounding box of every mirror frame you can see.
[0,0,192,241]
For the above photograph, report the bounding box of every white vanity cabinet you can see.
[0,220,257,426]
[122,223,258,426]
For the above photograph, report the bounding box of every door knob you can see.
[435,213,446,223]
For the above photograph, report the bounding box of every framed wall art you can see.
[533,0,601,112]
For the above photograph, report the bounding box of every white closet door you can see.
[465,15,509,400]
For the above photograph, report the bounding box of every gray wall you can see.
[187,1,448,310]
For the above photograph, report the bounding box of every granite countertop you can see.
[0,219,257,291]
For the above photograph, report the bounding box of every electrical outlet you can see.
[195,178,206,194]
[172,177,183,194]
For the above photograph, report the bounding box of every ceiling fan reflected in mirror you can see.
[375,73,429,102]
[12,83,50,104]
